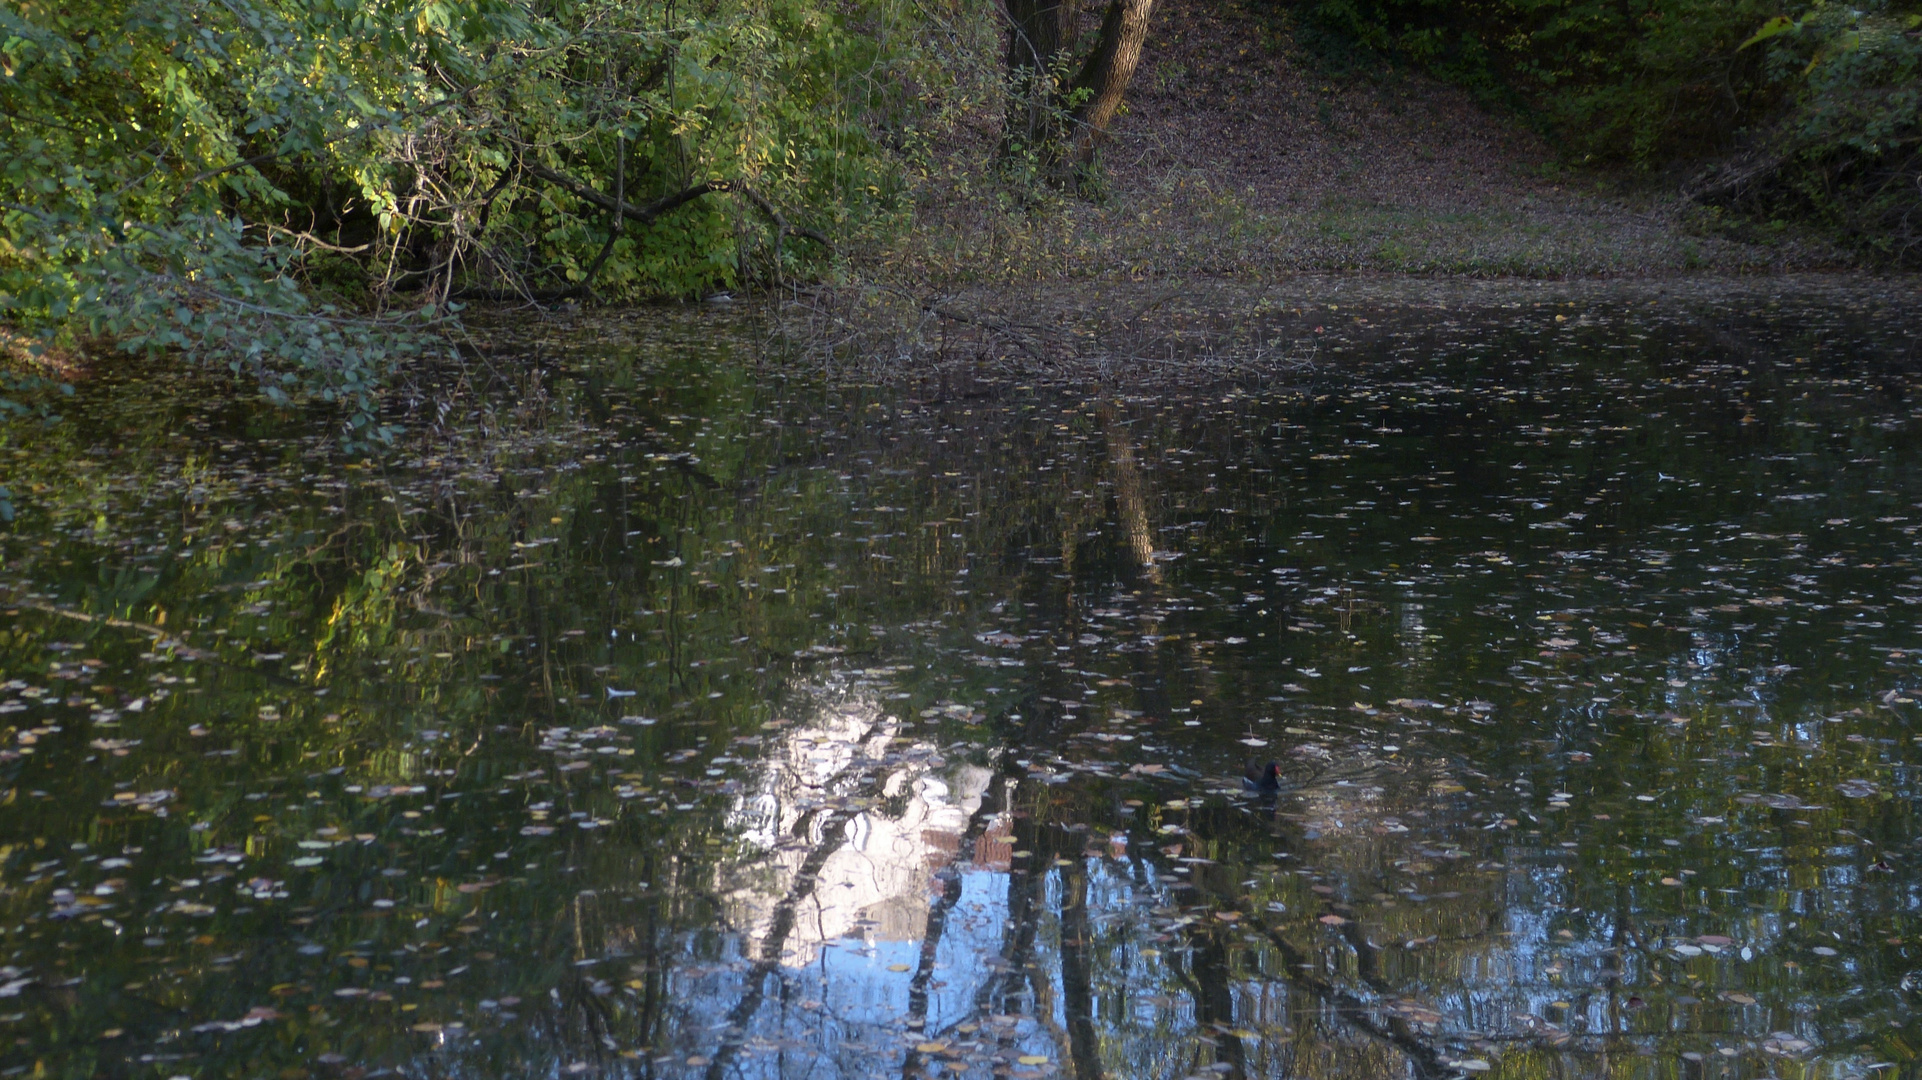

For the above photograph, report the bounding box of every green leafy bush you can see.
[1705,5,1922,263]
[1,0,978,431]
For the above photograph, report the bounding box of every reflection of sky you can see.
[810,871,1008,1029]
[664,657,1898,1076]
[664,855,1197,1079]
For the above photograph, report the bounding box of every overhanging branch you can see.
[523,162,731,226]
[522,162,833,249]
[446,160,835,302]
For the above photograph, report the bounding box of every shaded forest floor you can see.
[884,0,1849,282]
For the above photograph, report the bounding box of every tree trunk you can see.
[1000,0,1154,188]
[1004,0,1077,76]
[1002,0,1081,155]
[1067,0,1156,168]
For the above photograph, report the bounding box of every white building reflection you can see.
[722,681,999,966]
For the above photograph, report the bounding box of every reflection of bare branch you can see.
[911,772,1053,1052]
[633,904,668,1061]
[1165,922,1249,1078]
[985,812,1046,1016]
[1008,811,1075,1071]
[698,710,893,1080]
[681,885,739,937]
[9,598,303,687]
[1247,906,1452,1079]
[902,768,1015,1078]
[1168,860,1454,1080]
[1026,969,1074,1074]
[10,598,184,648]
[1324,907,1472,1065]
[699,798,864,1080]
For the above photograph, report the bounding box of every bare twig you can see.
[522,162,731,226]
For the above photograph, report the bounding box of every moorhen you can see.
[1242,760,1282,795]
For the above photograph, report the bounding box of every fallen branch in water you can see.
[10,600,202,656]
[8,598,303,687]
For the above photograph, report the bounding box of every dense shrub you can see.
[1705,5,1922,263]
[0,0,985,432]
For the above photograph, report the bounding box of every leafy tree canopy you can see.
[1,0,970,434]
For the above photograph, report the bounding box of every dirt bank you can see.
[890,0,1848,282]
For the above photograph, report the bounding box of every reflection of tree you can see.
[1169,844,1454,1079]
[877,757,1479,1080]
[696,685,913,1079]
[902,766,1015,1078]
[1058,852,1106,1080]
[700,798,866,1080]
[10,308,1922,1080]
[1101,405,1162,588]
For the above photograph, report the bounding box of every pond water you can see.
[3,278,1922,1080]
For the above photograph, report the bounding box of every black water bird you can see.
[1242,760,1282,795]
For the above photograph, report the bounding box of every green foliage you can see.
[1726,4,1922,262]
[1,0,469,436]
[1,0,972,430]
[0,373,72,518]
[0,370,68,422]
[1262,0,1922,262]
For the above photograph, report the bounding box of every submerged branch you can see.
[9,598,304,687]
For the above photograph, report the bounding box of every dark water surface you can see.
[4,280,1922,1080]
